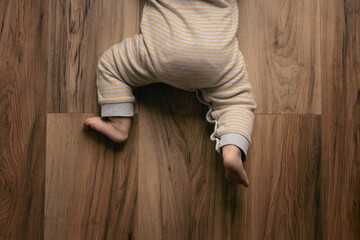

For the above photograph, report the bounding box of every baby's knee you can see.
[97,45,116,67]
[96,44,123,78]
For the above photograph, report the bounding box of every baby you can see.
[83,0,257,187]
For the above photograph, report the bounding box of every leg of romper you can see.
[198,50,257,163]
[97,33,156,117]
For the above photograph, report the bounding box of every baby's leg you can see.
[84,34,155,142]
[197,49,256,186]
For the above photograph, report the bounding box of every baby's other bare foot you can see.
[222,145,250,187]
[83,116,131,143]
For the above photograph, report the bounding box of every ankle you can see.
[222,145,242,169]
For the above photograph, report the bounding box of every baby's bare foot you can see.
[222,145,250,187]
[83,116,131,143]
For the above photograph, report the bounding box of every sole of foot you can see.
[222,145,250,187]
[224,166,249,187]
[83,116,131,143]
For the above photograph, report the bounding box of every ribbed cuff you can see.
[101,103,134,117]
[218,132,250,163]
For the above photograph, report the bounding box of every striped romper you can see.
[96,0,257,162]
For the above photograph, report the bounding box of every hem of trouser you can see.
[217,132,250,163]
[190,89,250,163]
[101,102,134,117]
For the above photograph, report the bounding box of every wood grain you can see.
[0,0,47,239]
[137,84,238,239]
[47,0,141,114]
[1,0,359,238]
[137,84,321,239]
[233,115,321,239]
[45,113,138,239]
[319,0,360,239]
[237,0,321,114]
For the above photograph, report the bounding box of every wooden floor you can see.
[0,0,359,239]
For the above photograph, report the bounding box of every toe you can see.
[86,118,107,133]
[239,170,250,187]
[83,118,93,130]
[243,179,250,187]
[83,123,90,130]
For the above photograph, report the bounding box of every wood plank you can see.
[45,113,138,239]
[233,115,321,239]
[237,0,321,114]
[47,0,141,114]
[2,0,357,238]
[319,0,360,239]
[137,84,238,239]
[0,0,48,239]
[137,84,321,239]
